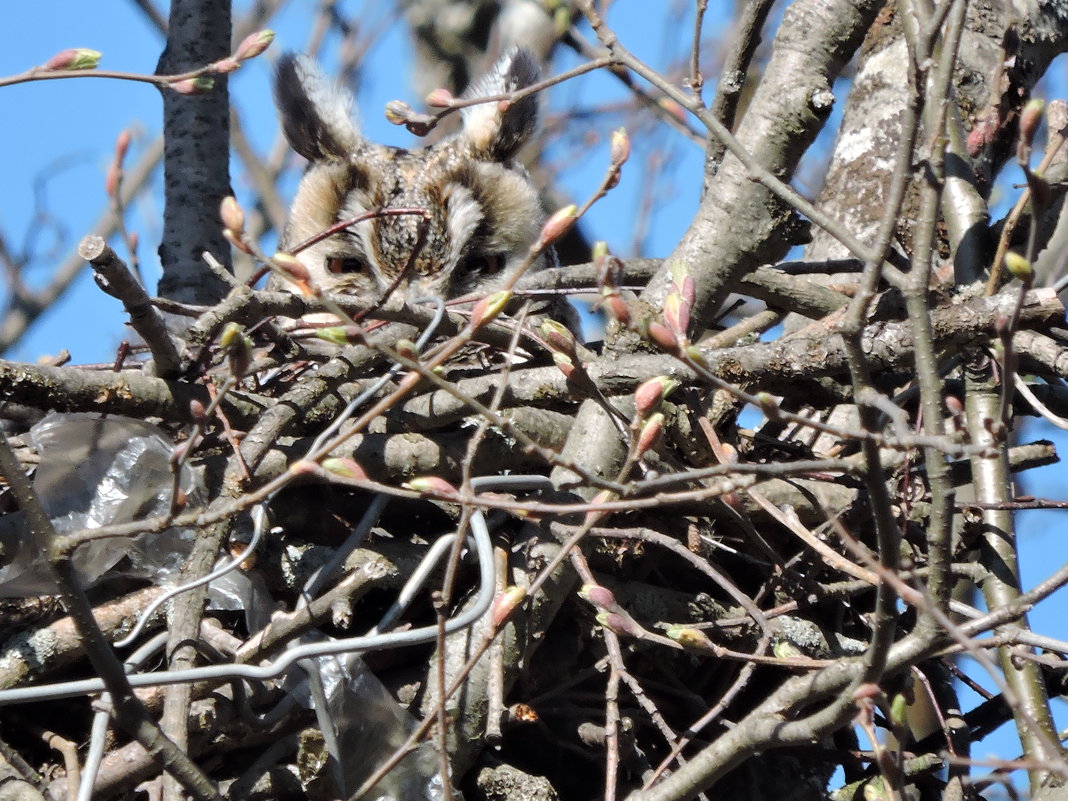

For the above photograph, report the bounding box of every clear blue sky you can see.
[0,0,1065,789]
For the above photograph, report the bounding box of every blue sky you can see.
[0,0,1065,790]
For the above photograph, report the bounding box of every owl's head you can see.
[273,49,546,301]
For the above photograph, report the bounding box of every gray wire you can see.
[113,505,267,649]
[300,493,389,602]
[0,503,493,705]
[77,631,170,801]
[0,474,551,708]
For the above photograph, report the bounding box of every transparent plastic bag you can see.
[0,413,199,595]
[311,651,451,801]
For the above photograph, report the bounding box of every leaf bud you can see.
[425,88,455,107]
[491,586,527,627]
[536,204,578,249]
[1019,98,1045,150]
[212,57,240,74]
[44,48,102,71]
[552,351,576,378]
[235,29,274,62]
[596,610,642,638]
[1004,251,1033,282]
[579,583,618,610]
[321,457,368,481]
[665,625,714,650]
[219,196,245,233]
[170,76,215,95]
[540,318,577,358]
[223,228,251,255]
[634,375,679,419]
[609,127,630,166]
[395,338,419,360]
[470,290,511,329]
[315,326,355,346]
[385,99,415,125]
[403,476,458,496]
[635,412,665,456]
[645,320,680,352]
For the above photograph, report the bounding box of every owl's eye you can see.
[458,253,504,276]
[326,256,367,275]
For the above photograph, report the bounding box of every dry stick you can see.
[897,0,968,620]
[828,0,941,703]
[687,0,708,100]
[703,0,776,178]
[964,365,1060,791]
[425,309,531,801]
[0,434,222,801]
[78,236,182,377]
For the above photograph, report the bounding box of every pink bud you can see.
[657,97,687,123]
[645,320,680,352]
[633,375,678,419]
[425,88,455,108]
[235,29,274,62]
[385,100,414,125]
[579,584,618,610]
[114,129,132,162]
[635,412,664,456]
[596,610,642,638]
[491,586,527,627]
[104,163,120,198]
[170,77,215,95]
[403,476,458,496]
[470,290,511,329]
[220,196,245,233]
[609,127,630,166]
[271,252,309,283]
[44,48,102,71]
[537,205,578,249]
[321,457,368,481]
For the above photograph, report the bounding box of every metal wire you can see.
[113,506,268,649]
[0,496,494,705]
[77,631,170,801]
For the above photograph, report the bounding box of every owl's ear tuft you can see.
[459,48,540,160]
[274,53,362,161]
